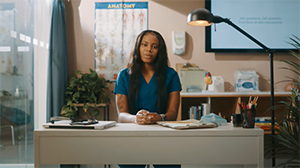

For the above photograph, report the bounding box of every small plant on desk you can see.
[60,69,112,120]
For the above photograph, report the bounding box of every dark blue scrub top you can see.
[114,67,182,115]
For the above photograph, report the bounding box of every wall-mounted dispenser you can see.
[172,31,185,55]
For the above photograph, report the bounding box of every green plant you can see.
[60,69,111,120]
[265,35,300,167]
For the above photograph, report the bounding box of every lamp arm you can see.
[220,17,274,54]
[214,16,276,166]
[210,14,277,166]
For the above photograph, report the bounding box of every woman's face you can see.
[139,32,159,65]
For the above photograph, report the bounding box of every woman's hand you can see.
[135,110,149,125]
[146,113,162,124]
[135,110,162,125]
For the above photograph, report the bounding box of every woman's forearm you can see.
[165,111,178,121]
[119,112,136,123]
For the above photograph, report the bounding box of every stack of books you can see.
[188,103,210,120]
[254,117,279,130]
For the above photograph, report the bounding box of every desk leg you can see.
[258,135,264,168]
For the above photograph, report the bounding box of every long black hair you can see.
[127,30,169,114]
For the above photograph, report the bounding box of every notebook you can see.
[42,120,117,130]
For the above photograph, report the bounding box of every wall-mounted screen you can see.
[205,0,300,53]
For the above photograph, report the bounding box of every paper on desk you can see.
[156,120,217,129]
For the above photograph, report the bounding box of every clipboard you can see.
[156,120,217,130]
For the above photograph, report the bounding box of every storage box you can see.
[179,68,207,92]
[234,70,259,92]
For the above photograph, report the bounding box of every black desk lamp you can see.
[187,8,276,166]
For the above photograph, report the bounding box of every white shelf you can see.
[180,91,291,97]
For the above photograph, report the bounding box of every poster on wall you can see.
[0,3,14,74]
[94,2,148,81]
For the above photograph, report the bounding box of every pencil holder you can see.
[240,108,256,128]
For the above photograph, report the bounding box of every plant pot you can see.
[74,103,108,121]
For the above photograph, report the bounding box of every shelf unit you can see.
[178,91,291,123]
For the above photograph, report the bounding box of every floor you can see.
[0,125,34,165]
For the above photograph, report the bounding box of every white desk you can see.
[34,123,264,168]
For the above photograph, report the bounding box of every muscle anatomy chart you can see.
[94,2,148,81]
[0,4,14,74]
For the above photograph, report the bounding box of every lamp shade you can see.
[187,8,214,26]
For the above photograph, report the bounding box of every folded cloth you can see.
[200,113,227,126]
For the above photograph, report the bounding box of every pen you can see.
[241,102,245,109]
[238,103,243,110]
[253,96,259,105]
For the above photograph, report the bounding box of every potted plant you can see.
[265,35,300,167]
[60,69,111,120]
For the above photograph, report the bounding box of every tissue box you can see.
[235,70,259,92]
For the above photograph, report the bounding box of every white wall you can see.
[33,0,52,129]
[65,0,298,122]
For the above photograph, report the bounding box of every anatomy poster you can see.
[0,3,14,74]
[94,2,148,81]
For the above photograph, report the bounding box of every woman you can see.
[114,30,182,168]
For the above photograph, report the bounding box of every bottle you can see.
[14,86,19,97]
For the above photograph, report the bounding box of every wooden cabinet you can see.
[178,92,290,123]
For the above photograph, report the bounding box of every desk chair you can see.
[0,125,15,146]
